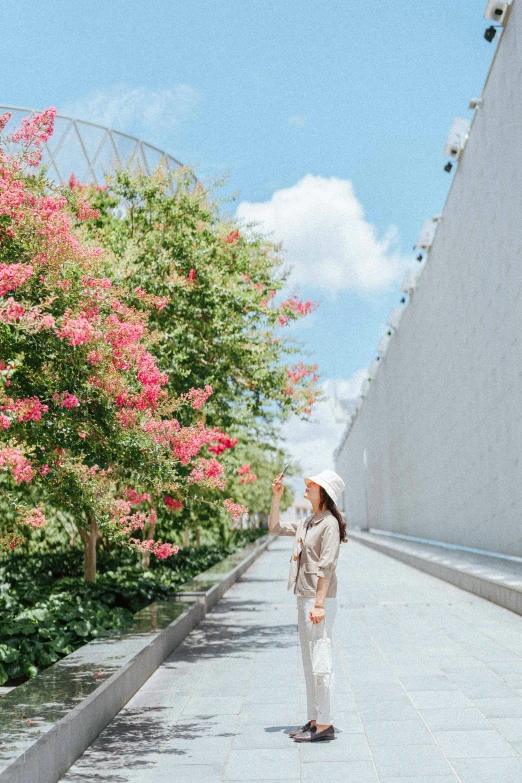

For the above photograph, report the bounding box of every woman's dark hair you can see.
[319,487,347,543]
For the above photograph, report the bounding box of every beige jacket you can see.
[271,511,341,598]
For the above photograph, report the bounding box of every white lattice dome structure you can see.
[0,106,188,188]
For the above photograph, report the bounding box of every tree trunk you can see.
[195,526,200,547]
[141,519,156,569]
[183,527,190,548]
[78,515,98,583]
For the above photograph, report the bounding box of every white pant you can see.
[297,596,337,725]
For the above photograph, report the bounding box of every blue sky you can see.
[0,0,496,477]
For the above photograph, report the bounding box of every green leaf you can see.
[0,662,8,686]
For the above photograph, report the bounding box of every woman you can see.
[270,469,347,743]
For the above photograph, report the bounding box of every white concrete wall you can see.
[335,0,522,558]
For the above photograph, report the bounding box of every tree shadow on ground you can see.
[61,710,234,782]
[62,615,298,781]
[165,620,297,662]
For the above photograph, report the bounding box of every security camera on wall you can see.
[484,0,510,24]
[469,97,483,110]
[387,307,403,331]
[377,334,391,355]
[443,117,470,160]
[401,269,418,295]
[415,218,439,251]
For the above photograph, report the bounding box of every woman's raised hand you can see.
[271,473,285,498]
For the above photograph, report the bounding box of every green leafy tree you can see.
[0,110,246,581]
[79,168,321,438]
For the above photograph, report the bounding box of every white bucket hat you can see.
[306,469,345,505]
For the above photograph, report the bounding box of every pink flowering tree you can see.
[68,167,320,543]
[78,168,321,436]
[0,109,243,580]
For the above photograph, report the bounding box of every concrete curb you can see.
[349,531,522,616]
[1,533,274,783]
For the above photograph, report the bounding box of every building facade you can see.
[335,0,522,558]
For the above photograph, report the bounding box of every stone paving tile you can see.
[371,745,455,778]
[61,537,522,782]
[300,759,379,783]
[355,699,420,722]
[470,695,522,717]
[451,756,522,783]
[148,763,223,782]
[379,778,458,783]
[181,695,244,716]
[418,707,494,731]
[433,728,518,758]
[232,726,294,749]
[361,718,435,746]
[408,690,473,710]
[488,716,522,742]
[223,747,299,780]
[304,737,372,763]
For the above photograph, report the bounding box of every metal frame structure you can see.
[0,106,188,188]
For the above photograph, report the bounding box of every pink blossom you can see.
[287,361,318,384]
[169,422,218,464]
[38,314,56,329]
[187,268,197,281]
[278,296,317,319]
[225,230,240,245]
[238,463,257,484]
[126,488,152,505]
[128,538,179,559]
[164,496,183,510]
[53,391,80,409]
[82,276,112,290]
[22,507,48,528]
[105,313,145,348]
[76,199,99,222]
[0,414,11,429]
[0,112,11,132]
[2,298,25,322]
[9,107,56,148]
[0,263,34,296]
[154,296,169,310]
[0,447,34,483]
[208,429,238,455]
[79,431,86,438]
[86,350,104,365]
[189,458,226,490]
[223,499,248,520]
[57,310,96,346]
[13,396,49,422]
[116,408,139,428]
[181,384,213,410]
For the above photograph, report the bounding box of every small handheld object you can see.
[275,464,289,485]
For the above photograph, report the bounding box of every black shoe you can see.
[293,725,335,742]
[289,720,312,738]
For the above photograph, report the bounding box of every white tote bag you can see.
[309,620,332,676]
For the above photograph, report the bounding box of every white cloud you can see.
[288,114,308,128]
[236,175,407,295]
[62,83,201,136]
[280,369,367,497]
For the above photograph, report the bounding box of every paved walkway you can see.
[61,537,522,783]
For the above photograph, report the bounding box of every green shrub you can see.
[0,527,265,685]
